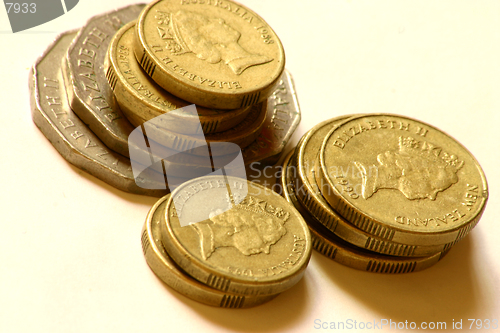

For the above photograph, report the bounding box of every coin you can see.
[30,30,173,197]
[160,175,311,296]
[280,151,449,273]
[293,117,447,256]
[134,0,285,109]
[318,114,488,246]
[106,22,253,134]
[142,194,279,307]
[64,5,144,157]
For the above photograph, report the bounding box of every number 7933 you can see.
[5,3,36,13]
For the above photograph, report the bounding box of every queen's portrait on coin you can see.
[354,136,464,201]
[190,207,287,260]
[164,10,273,75]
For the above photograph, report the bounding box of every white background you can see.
[1,1,499,332]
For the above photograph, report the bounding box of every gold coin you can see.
[280,151,449,274]
[144,101,267,156]
[294,116,448,256]
[318,114,488,246]
[106,22,252,134]
[134,0,285,109]
[160,175,311,296]
[142,194,279,307]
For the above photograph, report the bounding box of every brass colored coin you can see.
[106,22,253,134]
[64,5,145,157]
[142,194,279,308]
[134,0,285,109]
[161,175,311,296]
[318,114,488,246]
[30,30,170,197]
[144,101,267,156]
[280,151,448,274]
[294,117,448,257]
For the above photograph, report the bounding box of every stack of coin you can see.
[30,1,301,197]
[141,175,312,307]
[279,114,488,273]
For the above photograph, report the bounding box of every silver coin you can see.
[64,4,144,158]
[243,70,301,166]
[30,30,179,197]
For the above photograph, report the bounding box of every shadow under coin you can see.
[314,235,483,324]
[176,273,311,332]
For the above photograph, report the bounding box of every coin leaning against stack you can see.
[279,114,488,273]
[30,1,301,197]
[142,175,312,307]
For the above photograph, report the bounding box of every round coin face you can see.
[135,0,285,109]
[318,114,488,246]
[161,175,311,296]
[107,22,252,134]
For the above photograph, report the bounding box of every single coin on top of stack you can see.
[134,0,285,109]
[279,114,488,273]
[317,114,488,247]
[141,175,311,307]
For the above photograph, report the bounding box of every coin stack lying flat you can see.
[279,114,488,273]
[142,175,312,307]
[30,1,301,197]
